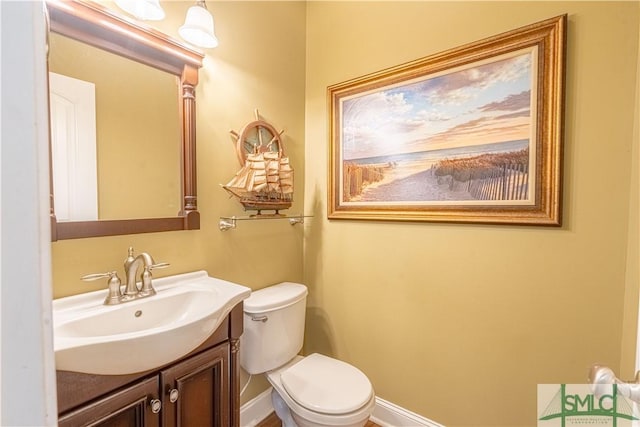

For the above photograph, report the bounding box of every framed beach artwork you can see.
[328,15,566,225]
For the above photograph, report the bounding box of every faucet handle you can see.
[81,271,114,281]
[82,271,123,305]
[149,262,170,270]
[137,262,170,297]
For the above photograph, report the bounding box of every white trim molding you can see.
[371,397,445,427]
[240,388,445,427]
[240,388,275,427]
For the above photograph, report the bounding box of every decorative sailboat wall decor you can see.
[222,110,294,215]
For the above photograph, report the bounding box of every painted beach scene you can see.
[340,49,536,205]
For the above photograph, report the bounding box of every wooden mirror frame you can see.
[46,0,204,241]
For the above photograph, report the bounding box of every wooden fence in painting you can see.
[443,162,529,200]
[343,163,385,200]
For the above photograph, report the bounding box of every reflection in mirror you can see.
[46,0,203,240]
[49,32,181,221]
[49,71,98,221]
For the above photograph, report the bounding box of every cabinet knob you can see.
[150,398,162,414]
[169,388,179,403]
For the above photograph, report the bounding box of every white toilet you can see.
[240,282,375,427]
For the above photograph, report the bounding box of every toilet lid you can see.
[280,353,373,414]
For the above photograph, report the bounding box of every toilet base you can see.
[270,387,371,427]
[271,388,298,427]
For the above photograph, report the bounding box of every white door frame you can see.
[1,1,57,425]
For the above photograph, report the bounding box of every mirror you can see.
[49,33,182,222]
[46,0,204,240]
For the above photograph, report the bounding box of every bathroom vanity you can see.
[56,303,243,427]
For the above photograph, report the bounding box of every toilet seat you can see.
[267,354,376,426]
[280,353,373,414]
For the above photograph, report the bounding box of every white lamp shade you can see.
[179,4,219,49]
[115,0,165,20]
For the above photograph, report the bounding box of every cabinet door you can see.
[161,343,230,427]
[58,376,160,427]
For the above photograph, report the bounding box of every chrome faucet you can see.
[82,247,169,305]
[123,250,156,300]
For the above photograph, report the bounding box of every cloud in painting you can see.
[394,118,428,133]
[342,91,417,156]
[416,109,451,122]
[426,54,531,106]
[494,110,531,120]
[341,50,533,159]
[343,90,412,125]
[478,90,530,112]
[425,109,530,148]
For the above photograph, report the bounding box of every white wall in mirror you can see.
[49,72,98,221]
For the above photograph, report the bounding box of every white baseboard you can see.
[240,388,274,427]
[239,388,444,427]
[371,396,445,427]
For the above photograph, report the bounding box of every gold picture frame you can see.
[328,15,566,226]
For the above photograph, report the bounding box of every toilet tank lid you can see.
[244,282,308,313]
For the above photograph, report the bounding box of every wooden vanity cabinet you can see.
[58,376,161,427]
[161,343,229,427]
[57,304,243,427]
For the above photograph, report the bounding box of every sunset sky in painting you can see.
[341,49,535,160]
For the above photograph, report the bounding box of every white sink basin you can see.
[53,271,251,375]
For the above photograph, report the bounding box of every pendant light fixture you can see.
[179,0,219,49]
[114,0,165,21]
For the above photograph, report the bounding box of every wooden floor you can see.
[256,412,380,427]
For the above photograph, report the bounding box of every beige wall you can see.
[620,5,640,389]
[304,2,639,426]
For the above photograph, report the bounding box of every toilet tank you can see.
[240,282,308,375]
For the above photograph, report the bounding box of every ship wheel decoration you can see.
[222,110,293,216]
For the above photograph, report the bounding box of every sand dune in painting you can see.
[348,159,473,202]
[345,144,530,203]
